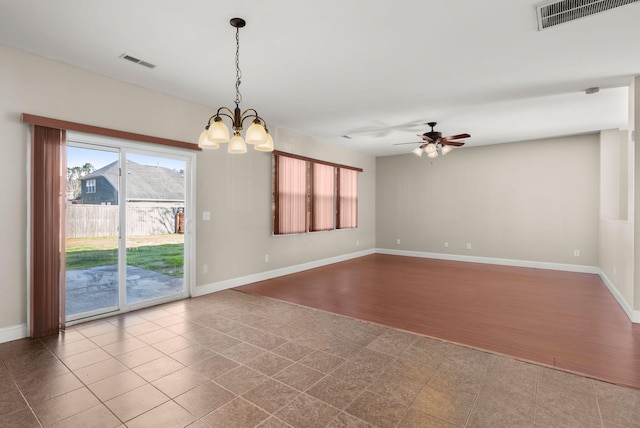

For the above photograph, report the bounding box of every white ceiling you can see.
[1,0,639,156]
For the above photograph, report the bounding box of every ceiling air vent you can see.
[119,53,156,69]
[535,0,640,30]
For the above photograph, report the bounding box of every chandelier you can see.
[198,18,273,153]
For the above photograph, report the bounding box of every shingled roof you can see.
[82,160,184,201]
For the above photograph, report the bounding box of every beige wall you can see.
[196,128,375,286]
[0,44,375,332]
[599,129,633,308]
[376,135,600,266]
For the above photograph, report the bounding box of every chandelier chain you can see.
[234,26,242,106]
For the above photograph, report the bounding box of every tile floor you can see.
[1,290,639,427]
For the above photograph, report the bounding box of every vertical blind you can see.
[275,155,308,234]
[311,163,336,231]
[274,151,361,235]
[30,125,66,337]
[338,168,358,229]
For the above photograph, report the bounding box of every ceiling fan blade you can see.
[442,133,470,141]
[393,142,422,146]
[418,134,434,142]
[442,141,465,147]
[346,120,431,138]
[346,130,392,138]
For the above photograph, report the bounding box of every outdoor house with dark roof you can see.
[79,160,185,205]
[68,161,186,238]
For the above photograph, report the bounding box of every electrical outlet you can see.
[574,250,580,257]
[356,240,360,246]
[202,211,211,221]
[202,264,208,273]
[466,243,472,250]
[264,254,269,263]
[444,241,449,248]
[396,239,401,245]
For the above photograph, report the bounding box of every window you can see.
[274,151,361,235]
[86,179,96,193]
[274,156,307,234]
[338,168,358,229]
[311,163,335,231]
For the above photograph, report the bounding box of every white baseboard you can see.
[598,272,640,323]
[0,323,27,344]
[193,248,376,297]
[375,248,600,274]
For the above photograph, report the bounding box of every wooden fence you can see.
[66,204,184,238]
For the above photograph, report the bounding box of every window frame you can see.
[273,151,362,235]
[85,178,96,194]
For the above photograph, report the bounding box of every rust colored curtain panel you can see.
[275,155,307,234]
[338,168,358,229]
[30,125,65,337]
[311,163,335,231]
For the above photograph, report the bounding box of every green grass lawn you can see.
[66,243,184,278]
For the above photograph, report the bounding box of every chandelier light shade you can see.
[228,132,247,153]
[198,18,274,153]
[207,118,231,144]
[198,130,220,149]
[255,131,274,152]
[245,120,268,144]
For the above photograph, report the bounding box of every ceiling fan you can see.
[342,119,432,139]
[395,122,470,158]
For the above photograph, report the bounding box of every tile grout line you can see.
[1,354,45,428]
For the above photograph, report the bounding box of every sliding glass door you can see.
[124,152,187,306]
[65,145,120,318]
[65,134,193,322]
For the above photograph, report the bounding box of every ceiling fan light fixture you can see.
[427,150,438,159]
[412,147,423,157]
[441,145,452,155]
[425,143,437,154]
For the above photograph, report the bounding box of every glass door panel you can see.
[124,153,186,305]
[65,145,120,319]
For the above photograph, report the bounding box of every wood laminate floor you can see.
[236,254,640,390]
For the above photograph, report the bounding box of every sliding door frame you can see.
[65,131,197,324]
